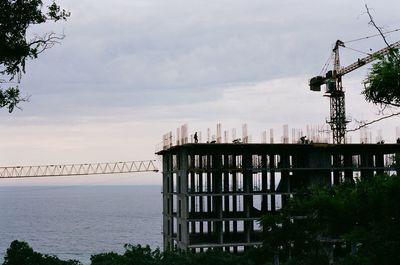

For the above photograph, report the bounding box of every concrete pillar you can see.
[207,162,212,235]
[343,153,354,183]
[231,155,238,234]
[190,170,195,233]
[243,153,252,243]
[212,154,223,244]
[199,171,204,234]
[280,153,290,206]
[375,153,385,176]
[270,154,276,213]
[177,149,189,250]
[361,153,374,179]
[332,154,341,185]
[307,149,331,187]
[224,155,230,234]
[162,153,174,251]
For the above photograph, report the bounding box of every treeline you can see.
[2,241,257,265]
[2,174,400,265]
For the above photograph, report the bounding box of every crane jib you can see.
[0,160,159,178]
[309,40,400,91]
[338,40,400,76]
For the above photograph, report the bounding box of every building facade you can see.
[157,143,399,252]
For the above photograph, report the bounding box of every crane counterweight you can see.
[309,76,324,91]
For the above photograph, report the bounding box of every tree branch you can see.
[29,32,65,55]
[346,111,400,132]
[365,5,390,48]
[365,97,400,108]
[365,4,399,60]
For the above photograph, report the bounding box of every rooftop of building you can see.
[156,142,400,155]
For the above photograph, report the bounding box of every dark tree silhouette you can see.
[352,5,400,131]
[363,50,400,108]
[3,240,81,265]
[261,174,400,265]
[0,0,70,112]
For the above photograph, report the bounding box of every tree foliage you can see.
[2,242,256,265]
[363,49,400,108]
[90,244,254,265]
[0,0,69,112]
[261,175,400,265]
[3,240,81,265]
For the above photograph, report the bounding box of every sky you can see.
[1,0,400,185]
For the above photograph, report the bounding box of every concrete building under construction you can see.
[157,141,399,252]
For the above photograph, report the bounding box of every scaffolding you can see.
[157,142,400,252]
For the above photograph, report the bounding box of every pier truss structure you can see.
[0,160,158,179]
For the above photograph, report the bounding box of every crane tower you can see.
[309,39,400,144]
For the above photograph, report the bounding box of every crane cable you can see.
[342,30,400,59]
[344,28,400,44]
[319,28,400,73]
[342,45,372,56]
[319,52,334,76]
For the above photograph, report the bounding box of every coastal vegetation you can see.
[3,240,255,265]
[261,174,400,265]
[2,241,80,265]
[3,174,400,265]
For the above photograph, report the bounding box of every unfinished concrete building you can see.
[157,143,399,252]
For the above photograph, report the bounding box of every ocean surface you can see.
[0,185,162,264]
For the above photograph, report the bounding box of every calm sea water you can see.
[0,185,162,264]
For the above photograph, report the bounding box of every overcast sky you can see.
[1,0,400,185]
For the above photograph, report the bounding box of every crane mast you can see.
[310,39,400,144]
[329,40,348,144]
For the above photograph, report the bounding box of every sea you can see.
[0,185,163,265]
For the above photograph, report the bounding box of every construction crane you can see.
[0,160,158,178]
[309,39,400,144]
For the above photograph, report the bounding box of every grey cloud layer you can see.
[2,0,400,118]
